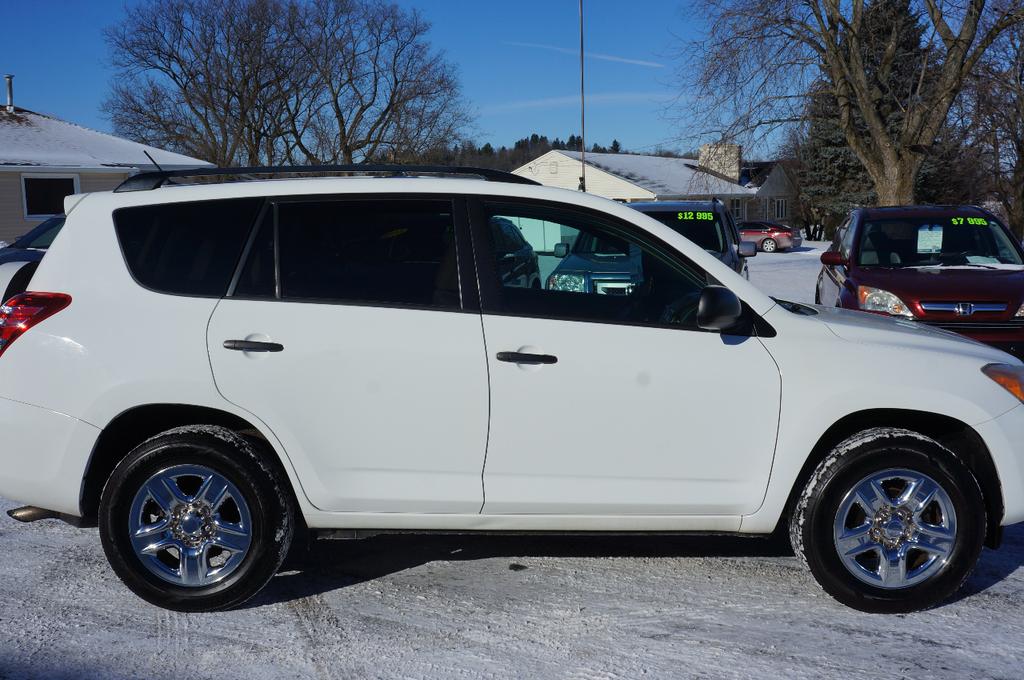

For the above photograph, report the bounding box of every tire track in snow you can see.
[287,593,349,678]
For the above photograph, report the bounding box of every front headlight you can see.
[982,363,1024,403]
[548,273,585,293]
[857,286,914,318]
[1014,303,1024,318]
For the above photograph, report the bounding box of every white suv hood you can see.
[811,305,1017,364]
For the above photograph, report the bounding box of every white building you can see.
[0,80,210,242]
[513,145,799,225]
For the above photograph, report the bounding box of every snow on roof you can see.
[562,150,756,198]
[739,161,778,189]
[0,107,212,170]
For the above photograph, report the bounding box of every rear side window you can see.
[272,199,460,309]
[115,199,261,296]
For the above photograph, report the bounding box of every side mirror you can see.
[738,242,756,258]
[697,285,743,332]
[820,251,847,267]
[553,242,570,258]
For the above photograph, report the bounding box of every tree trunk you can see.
[868,157,920,205]
[1007,207,1024,239]
[1006,191,1024,240]
[1007,162,1024,239]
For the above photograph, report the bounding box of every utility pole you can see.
[578,0,586,193]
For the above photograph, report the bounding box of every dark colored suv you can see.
[630,200,754,278]
[0,215,65,266]
[489,216,541,289]
[816,205,1024,358]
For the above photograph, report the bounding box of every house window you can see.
[22,174,79,219]
[761,199,770,220]
[774,198,788,220]
[730,198,745,220]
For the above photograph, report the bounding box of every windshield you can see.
[856,216,1024,267]
[573,231,633,257]
[645,210,725,253]
[12,216,65,250]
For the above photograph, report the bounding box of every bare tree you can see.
[677,0,1024,204]
[963,24,1024,235]
[105,0,469,167]
[283,0,470,164]
[105,0,299,166]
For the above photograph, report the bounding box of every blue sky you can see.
[3,0,700,152]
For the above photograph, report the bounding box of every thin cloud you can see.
[505,41,664,68]
[482,91,668,114]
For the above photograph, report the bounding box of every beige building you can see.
[513,144,799,226]
[0,87,209,243]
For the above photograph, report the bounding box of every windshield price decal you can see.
[678,211,714,221]
[951,217,988,226]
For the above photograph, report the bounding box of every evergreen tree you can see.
[798,87,875,223]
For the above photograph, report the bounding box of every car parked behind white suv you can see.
[2,165,1024,613]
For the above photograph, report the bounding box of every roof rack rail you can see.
[114,164,541,192]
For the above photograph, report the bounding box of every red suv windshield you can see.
[856,216,1023,268]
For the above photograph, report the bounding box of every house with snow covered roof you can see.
[0,78,211,242]
[512,144,798,226]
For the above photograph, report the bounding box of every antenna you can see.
[578,0,587,193]
[143,150,165,173]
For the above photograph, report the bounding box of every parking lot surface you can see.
[3,242,1023,680]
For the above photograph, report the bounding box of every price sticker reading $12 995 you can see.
[678,211,714,221]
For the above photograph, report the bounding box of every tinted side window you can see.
[830,220,848,252]
[276,199,459,309]
[503,222,527,249]
[13,216,64,249]
[489,217,519,255]
[234,208,276,298]
[722,209,738,245]
[483,203,707,327]
[840,221,856,259]
[115,198,261,296]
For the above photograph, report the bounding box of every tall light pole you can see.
[578,0,586,193]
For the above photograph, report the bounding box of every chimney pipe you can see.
[4,75,12,113]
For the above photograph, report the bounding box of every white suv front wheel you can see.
[791,428,986,613]
[99,426,294,612]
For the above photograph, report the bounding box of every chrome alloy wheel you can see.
[833,468,957,589]
[128,464,253,587]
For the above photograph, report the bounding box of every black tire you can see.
[761,238,778,253]
[99,426,294,612]
[790,428,985,613]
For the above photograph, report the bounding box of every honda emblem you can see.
[954,303,975,316]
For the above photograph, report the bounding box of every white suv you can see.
[2,166,1024,614]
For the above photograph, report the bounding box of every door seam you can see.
[477,312,492,514]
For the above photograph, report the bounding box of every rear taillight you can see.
[0,292,72,358]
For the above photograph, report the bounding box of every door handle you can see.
[223,339,284,353]
[496,351,557,365]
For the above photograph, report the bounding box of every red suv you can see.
[817,205,1024,359]
[738,221,802,252]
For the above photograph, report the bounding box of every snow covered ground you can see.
[746,241,830,304]
[3,244,1024,680]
